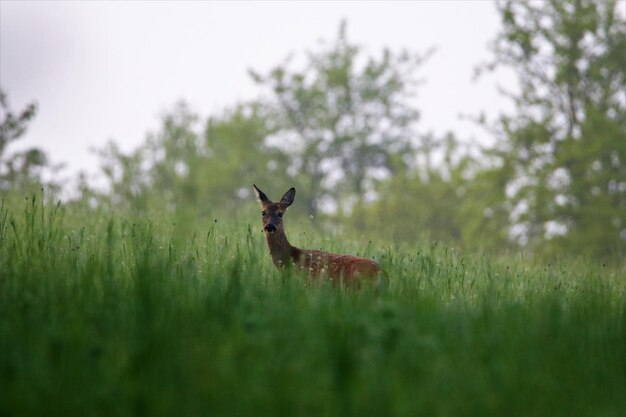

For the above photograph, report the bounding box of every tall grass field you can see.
[1,196,625,417]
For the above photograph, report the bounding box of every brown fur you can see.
[254,185,381,286]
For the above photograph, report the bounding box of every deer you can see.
[253,184,383,286]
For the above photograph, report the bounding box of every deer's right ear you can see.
[253,184,270,207]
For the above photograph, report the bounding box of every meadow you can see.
[1,196,625,417]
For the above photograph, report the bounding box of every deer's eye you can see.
[278,212,283,217]
[261,211,266,216]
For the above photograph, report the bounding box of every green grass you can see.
[1,197,625,417]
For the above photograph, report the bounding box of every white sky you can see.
[1,0,516,185]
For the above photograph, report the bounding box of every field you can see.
[1,197,625,417]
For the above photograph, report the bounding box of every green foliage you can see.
[95,102,286,222]
[250,21,431,217]
[1,200,625,417]
[481,0,626,258]
[352,134,510,252]
[0,88,53,193]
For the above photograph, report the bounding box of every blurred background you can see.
[1,0,625,261]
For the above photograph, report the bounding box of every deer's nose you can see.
[264,224,277,233]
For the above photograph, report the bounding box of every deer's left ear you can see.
[253,184,271,207]
[280,187,296,208]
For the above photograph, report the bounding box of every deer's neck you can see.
[265,229,298,268]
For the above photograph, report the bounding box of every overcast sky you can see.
[1,1,517,184]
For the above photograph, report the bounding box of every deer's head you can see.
[253,185,295,234]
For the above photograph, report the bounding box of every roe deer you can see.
[253,184,382,286]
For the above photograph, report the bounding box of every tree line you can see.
[2,0,624,260]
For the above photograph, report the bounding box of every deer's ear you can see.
[253,184,270,207]
[280,187,296,208]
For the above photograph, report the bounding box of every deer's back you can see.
[295,249,380,284]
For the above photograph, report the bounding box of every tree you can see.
[480,0,626,259]
[0,88,49,192]
[351,134,511,251]
[250,22,430,218]
[96,101,287,217]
